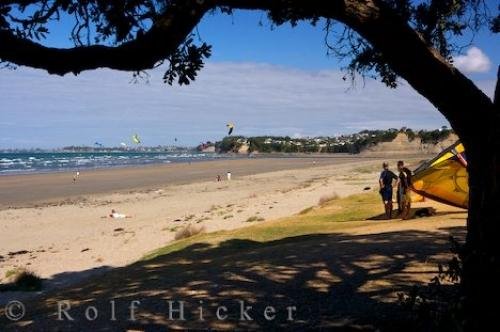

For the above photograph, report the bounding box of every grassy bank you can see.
[143,191,382,260]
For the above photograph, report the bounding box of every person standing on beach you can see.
[397,160,412,219]
[379,162,398,219]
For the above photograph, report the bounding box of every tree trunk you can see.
[461,68,500,330]
[463,144,500,329]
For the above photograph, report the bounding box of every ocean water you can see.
[0,151,222,175]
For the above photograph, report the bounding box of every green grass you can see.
[300,192,381,222]
[143,192,381,261]
[245,216,265,222]
[299,206,314,215]
[5,269,18,279]
[1,269,43,292]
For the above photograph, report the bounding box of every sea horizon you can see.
[0,150,226,176]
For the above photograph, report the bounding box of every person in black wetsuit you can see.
[379,162,398,219]
[397,160,412,219]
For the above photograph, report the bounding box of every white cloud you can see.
[0,62,493,148]
[453,47,492,73]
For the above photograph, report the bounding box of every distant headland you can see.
[198,127,456,155]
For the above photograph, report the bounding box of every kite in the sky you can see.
[94,142,103,147]
[132,134,141,145]
[410,141,468,209]
[226,123,234,136]
[120,142,127,147]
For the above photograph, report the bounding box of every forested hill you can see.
[203,128,455,154]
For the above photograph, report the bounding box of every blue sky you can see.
[1,9,498,148]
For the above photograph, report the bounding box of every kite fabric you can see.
[226,123,234,136]
[132,134,141,144]
[410,141,468,209]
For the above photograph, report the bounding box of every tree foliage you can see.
[0,0,497,86]
[324,0,496,87]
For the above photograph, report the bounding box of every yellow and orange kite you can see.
[411,141,468,209]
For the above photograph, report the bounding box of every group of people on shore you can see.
[216,171,232,182]
[379,160,412,220]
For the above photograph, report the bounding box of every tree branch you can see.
[495,65,500,108]
[0,0,210,74]
[0,0,494,140]
[219,0,495,140]
[324,0,495,142]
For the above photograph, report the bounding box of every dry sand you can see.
[0,156,397,295]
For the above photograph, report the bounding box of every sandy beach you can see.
[0,156,403,292]
[0,156,368,209]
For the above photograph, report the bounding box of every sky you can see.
[0,8,498,148]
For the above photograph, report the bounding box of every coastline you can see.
[0,154,423,210]
[0,155,373,209]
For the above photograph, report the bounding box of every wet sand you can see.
[0,156,366,209]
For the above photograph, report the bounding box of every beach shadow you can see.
[367,207,466,221]
[368,211,397,220]
[0,265,114,306]
[1,226,465,331]
[434,210,467,216]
